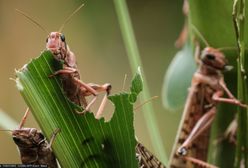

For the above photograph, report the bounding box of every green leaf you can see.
[162,42,196,110]
[16,50,140,168]
[130,67,143,95]
[188,0,237,48]
[129,67,143,104]
[232,0,248,167]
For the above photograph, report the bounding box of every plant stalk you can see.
[113,0,168,165]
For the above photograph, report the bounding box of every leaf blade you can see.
[16,50,140,168]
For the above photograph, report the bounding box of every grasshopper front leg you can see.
[48,66,77,77]
[49,68,111,118]
[213,90,247,108]
[217,80,247,108]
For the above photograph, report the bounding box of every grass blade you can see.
[232,0,248,167]
[0,110,19,130]
[113,0,168,165]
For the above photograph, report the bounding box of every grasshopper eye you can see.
[206,54,215,60]
[39,133,45,140]
[13,136,21,143]
[60,34,66,42]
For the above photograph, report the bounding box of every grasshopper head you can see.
[46,32,67,60]
[12,128,45,148]
[201,47,231,71]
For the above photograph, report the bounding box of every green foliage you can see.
[162,42,196,110]
[233,0,248,167]
[16,51,142,168]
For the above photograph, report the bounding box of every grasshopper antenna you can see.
[218,46,239,51]
[218,46,248,52]
[134,96,159,111]
[15,9,49,34]
[0,130,13,132]
[192,25,243,52]
[58,3,85,32]
[0,129,13,135]
[191,24,210,47]
[191,24,248,52]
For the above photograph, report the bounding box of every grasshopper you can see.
[136,142,166,168]
[169,27,247,168]
[133,96,164,167]
[10,109,59,167]
[17,3,111,119]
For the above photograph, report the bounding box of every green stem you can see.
[113,0,168,165]
[233,0,248,167]
[0,110,19,130]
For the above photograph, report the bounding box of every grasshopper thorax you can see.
[12,128,45,148]
[201,47,229,71]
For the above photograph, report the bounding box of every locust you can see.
[168,27,247,168]
[17,3,111,119]
[10,109,59,167]
[136,142,166,168]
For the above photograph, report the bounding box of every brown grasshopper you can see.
[17,3,111,119]
[169,28,247,167]
[9,109,59,167]
[136,142,166,168]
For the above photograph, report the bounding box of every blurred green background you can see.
[0,0,183,164]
